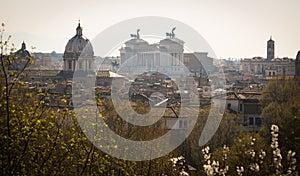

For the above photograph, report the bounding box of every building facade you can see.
[240,37,295,77]
[183,52,215,75]
[240,57,295,76]
[119,29,185,77]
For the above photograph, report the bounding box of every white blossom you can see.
[223,145,229,160]
[179,170,189,176]
[259,150,266,159]
[250,137,256,145]
[236,166,244,176]
[201,124,297,175]
[249,149,256,158]
[286,150,297,174]
[170,156,189,175]
[270,124,282,174]
[249,163,260,172]
[271,124,279,133]
[259,150,266,164]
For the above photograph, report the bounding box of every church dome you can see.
[15,42,31,58]
[10,42,32,70]
[64,22,94,58]
[296,50,300,61]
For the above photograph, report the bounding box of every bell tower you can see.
[267,36,275,60]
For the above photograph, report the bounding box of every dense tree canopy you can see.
[260,78,300,172]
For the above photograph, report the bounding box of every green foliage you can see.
[0,23,137,175]
[260,78,300,171]
[98,98,185,174]
[178,107,243,175]
[0,23,183,175]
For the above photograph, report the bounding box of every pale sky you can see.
[1,0,299,59]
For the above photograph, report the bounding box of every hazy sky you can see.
[1,0,299,59]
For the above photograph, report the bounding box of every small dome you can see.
[15,41,31,58]
[10,42,31,70]
[296,51,300,61]
[64,22,94,57]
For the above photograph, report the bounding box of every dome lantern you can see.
[76,21,82,36]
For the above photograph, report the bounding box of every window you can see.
[248,117,261,126]
[179,120,183,128]
[249,117,254,125]
[239,103,243,112]
[255,117,261,126]
[178,119,188,129]
[184,120,188,128]
[227,103,232,109]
